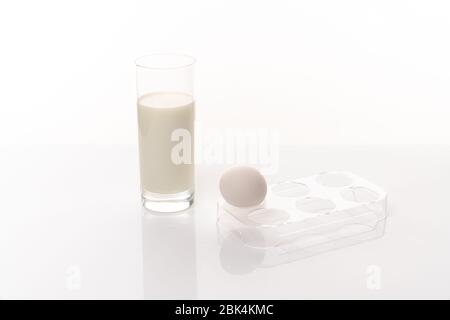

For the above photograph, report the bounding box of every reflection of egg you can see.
[219,230,265,274]
[219,166,267,207]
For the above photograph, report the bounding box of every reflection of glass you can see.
[136,54,195,213]
[142,209,197,299]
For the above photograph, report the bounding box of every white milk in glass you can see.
[138,92,195,195]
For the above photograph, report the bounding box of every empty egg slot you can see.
[316,172,353,187]
[295,197,336,214]
[341,186,380,203]
[271,181,310,197]
[247,208,290,226]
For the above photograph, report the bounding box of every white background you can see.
[1,1,450,300]
[1,0,450,145]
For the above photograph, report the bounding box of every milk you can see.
[138,92,195,195]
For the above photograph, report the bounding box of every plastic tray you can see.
[217,171,387,268]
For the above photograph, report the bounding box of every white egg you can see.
[219,166,267,207]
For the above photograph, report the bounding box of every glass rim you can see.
[135,53,196,70]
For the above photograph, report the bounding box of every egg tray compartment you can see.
[217,171,387,251]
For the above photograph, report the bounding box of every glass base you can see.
[142,189,194,213]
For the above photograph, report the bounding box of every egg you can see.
[219,166,267,207]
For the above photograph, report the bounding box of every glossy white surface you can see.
[1,145,449,299]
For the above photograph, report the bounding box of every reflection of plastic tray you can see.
[217,172,387,269]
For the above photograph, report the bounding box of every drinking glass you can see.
[135,54,195,212]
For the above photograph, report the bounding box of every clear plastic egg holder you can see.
[217,172,387,262]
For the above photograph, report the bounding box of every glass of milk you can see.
[135,54,195,213]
